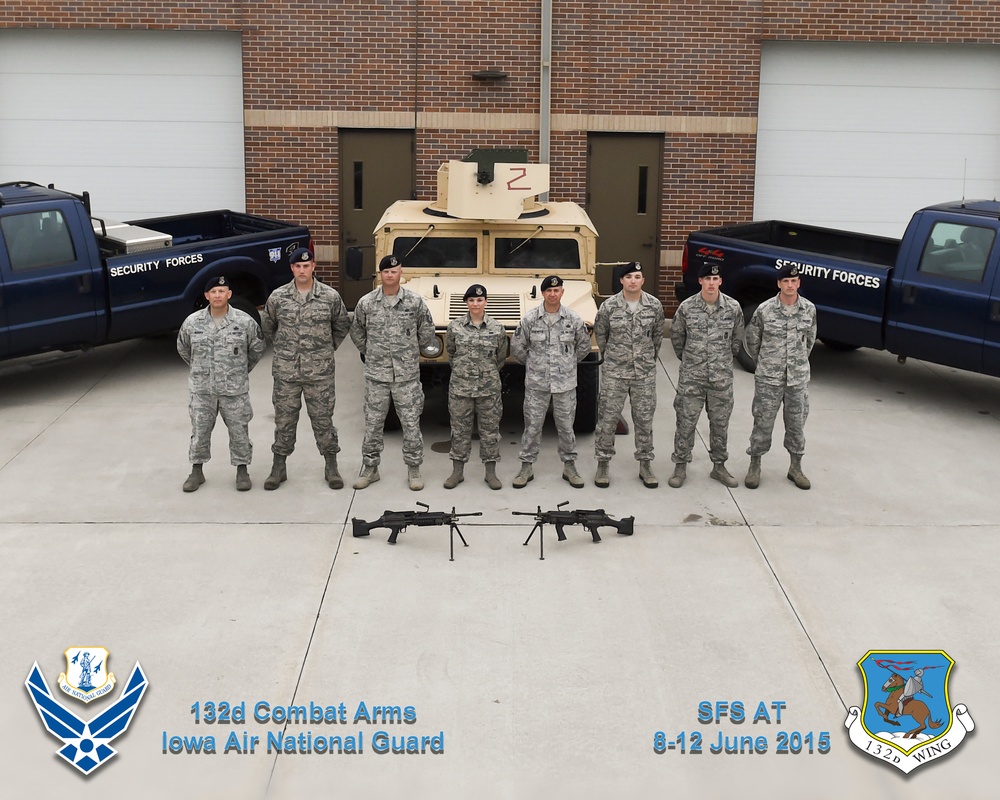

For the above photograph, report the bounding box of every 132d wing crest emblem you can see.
[25,661,148,775]
[845,650,974,773]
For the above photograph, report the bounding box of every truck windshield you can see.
[494,237,581,270]
[392,237,477,268]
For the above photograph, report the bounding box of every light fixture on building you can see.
[471,69,508,81]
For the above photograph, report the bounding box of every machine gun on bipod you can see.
[512,502,634,559]
[351,502,482,560]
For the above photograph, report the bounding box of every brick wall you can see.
[3,1,1000,308]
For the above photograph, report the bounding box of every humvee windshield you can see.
[391,236,477,268]
[494,237,581,270]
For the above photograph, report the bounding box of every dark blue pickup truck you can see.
[0,181,310,362]
[679,201,1000,374]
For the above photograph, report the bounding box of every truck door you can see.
[0,271,8,358]
[0,207,101,358]
[886,215,998,373]
[981,255,1000,377]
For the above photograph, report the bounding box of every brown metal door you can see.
[340,129,415,308]
[586,134,662,295]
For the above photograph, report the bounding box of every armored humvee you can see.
[346,149,603,431]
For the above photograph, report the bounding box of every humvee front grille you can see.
[448,294,522,326]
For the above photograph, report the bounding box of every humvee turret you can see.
[346,149,602,431]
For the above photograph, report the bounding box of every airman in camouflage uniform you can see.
[744,264,817,490]
[593,262,665,488]
[668,263,744,489]
[176,276,264,492]
[350,255,436,491]
[510,275,591,489]
[444,284,509,490]
[261,248,351,490]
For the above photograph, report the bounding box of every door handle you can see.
[77,273,91,293]
[902,285,918,304]
[991,301,1000,322]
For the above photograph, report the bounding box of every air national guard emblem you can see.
[845,650,974,773]
[58,646,115,702]
[269,247,282,263]
[25,653,148,775]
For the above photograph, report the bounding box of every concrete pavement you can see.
[1,332,996,799]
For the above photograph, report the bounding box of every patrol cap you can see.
[698,263,721,278]
[379,255,402,271]
[289,247,314,264]
[620,261,642,276]
[464,284,487,300]
[777,263,801,280]
[540,275,564,291]
[204,276,230,292]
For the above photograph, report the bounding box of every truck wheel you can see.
[736,302,759,373]
[574,355,600,433]
[231,296,262,327]
[819,338,860,352]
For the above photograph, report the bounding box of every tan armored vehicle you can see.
[346,149,602,431]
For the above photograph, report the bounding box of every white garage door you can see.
[755,42,1000,237]
[0,28,245,220]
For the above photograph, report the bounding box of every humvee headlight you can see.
[420,336,444,358]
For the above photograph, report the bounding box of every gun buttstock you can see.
[619,517,635,536]
[352,518,372,538]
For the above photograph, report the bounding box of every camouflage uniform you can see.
[745,294,817,457]
[446,313,508,463]
[593,290,664,461]
[670,291,744,465]
[176,306,264,465]
[262,279,350,457]
[511,304,591,463]
[350,286,436,467]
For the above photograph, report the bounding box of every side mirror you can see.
[345,247,364,281]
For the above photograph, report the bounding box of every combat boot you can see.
[667,462,685,488]
[353,464,380,490]
[639,460,658,488]
[408,465,424,491]
[484,462,502,490]
[236,465,252,492]
[710,462,738,488]
[744,457,761,489]
[264,455,287,490]
[595,460,610,488]
[182,464,205,493]
[512,462,533,489]
[787,455,811,490]
[562,460,584,488]
[324,454,344,490]
[444,460,465,489]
